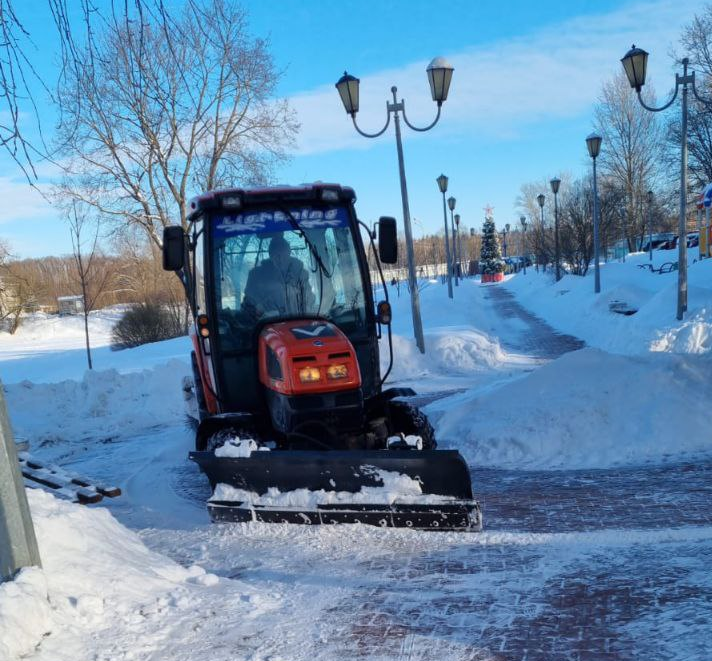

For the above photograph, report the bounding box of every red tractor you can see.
[163,183,480,530]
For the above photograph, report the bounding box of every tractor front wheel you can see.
[387,401,436,450]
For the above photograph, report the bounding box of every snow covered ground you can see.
[505,249,712,355]
[1,257,712,660]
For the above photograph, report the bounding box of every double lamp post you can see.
[336,57,455,353]
[621,45,712,320]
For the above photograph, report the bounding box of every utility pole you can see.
[0,384,41,580]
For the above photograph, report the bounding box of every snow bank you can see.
[5,359,189,451]
[432,347,712,469]
[506,252,712,355]
[384,327,508,381]
[0,490,217,661]
[0,567,53,660]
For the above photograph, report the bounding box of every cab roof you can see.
[188,183,356,220]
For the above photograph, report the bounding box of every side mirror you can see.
[377,300,392,325]
[163,225,185,271]
[377,216,397,264]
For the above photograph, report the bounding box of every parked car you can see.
[641,232,676,252]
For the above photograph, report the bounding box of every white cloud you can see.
[0,176,54,225]
[288,0,699,155]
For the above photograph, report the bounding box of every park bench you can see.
[657,262,678,274]
[639,261,678,274]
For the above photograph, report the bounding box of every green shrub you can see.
[111,302,185,350]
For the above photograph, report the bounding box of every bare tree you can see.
[0,248,46,334]
[68,203,116,369]
[665,4,712,192]
[594,72,662,251]
[55,0,298,248]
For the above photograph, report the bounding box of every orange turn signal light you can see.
[326,364,348,380]
[197,314,210,337]
[298,366,321,383]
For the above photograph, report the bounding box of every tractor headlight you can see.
[326,364,348,380]
[298,366,321,383]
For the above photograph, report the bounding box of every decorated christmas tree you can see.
[480,213,504,275]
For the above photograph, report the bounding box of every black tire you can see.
[388,401,437,450]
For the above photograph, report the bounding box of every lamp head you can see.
[436,173,448,194]
[621,45,648,92]
[335,71,360,115]
[426,57,454,105]
[447,196,456,211]
[537,193,546,208]
[550,177,561,195]
[454,213,460,226]
[586,132,603,159]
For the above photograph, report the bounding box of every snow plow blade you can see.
[189,449,481,531]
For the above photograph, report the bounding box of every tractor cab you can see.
[164,184,398,443]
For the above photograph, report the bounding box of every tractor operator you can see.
[242,235,315,319]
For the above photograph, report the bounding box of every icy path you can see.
[484,285,585,358]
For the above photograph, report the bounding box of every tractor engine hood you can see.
[258,320,362,397]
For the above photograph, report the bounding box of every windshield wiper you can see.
[277,204,331,278]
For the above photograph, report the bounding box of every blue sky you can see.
[0,0,704,257]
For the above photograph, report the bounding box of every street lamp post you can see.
[454,213,461,279]
[621,45,712,319]
[502,223,510,258]
[647,190,654,263]
[437,174,454,298]
[520,215,528,275]
[469,226,476,275]
[447,196,458,286]
[537,193,545,272]
[586,133,603,294]
[550,178,561,281]
[336,57,454,353]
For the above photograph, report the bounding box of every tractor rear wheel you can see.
[388,401,436,450]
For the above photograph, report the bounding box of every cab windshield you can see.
[210,205,368,350]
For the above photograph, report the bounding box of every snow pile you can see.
[0,490,221,661]
[385,327,508,381]
[211,468,455,507]
[214,437,269,457]
[432,347,712,469]
[5,359,189,452]
[506,252,712,355]
[0,567,53,660]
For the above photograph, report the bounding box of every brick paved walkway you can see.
[315,459,712,661]
[484,285,584,358]
[313,287,712,661]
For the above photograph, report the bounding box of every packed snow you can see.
[210,468,456,508]
[214,437,269,457]
[0,490,290,661]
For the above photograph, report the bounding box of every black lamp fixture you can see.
[426,57,455,105]
[437,174,448,194]
[621,45,649,92]
[335,72,360,115]
[586,132,603,159]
